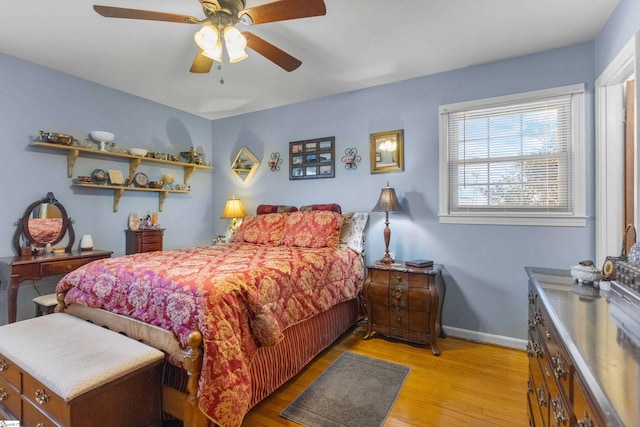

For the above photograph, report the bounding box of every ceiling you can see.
[0,0,619,120]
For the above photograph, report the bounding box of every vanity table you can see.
[1,192,112,323]
[0,250,112,323]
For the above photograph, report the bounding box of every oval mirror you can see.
[13,192,75,254]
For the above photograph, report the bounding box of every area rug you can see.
[280,351,410,427]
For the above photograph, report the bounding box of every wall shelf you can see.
[32,141,212,212]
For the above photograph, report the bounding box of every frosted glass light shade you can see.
[223,26,248,63]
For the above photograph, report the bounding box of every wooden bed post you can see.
[183,331,208,427]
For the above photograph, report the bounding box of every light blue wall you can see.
[0,53,215,255]
[210,42,596,342]
[595,0,640,76]
[2,0,639,337]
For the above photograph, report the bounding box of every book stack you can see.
[405,259,433,268]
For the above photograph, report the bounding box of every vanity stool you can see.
[0,313,164,426]
[32,292,58,316]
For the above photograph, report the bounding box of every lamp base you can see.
[379,254,395,264]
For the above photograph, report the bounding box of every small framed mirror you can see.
[370,129,404,174]
[13,192,75,254]
[232,146,260,184]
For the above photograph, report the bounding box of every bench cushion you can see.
[0,313,164,401]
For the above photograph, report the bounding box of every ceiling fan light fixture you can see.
[194,24,220,51]
[224,25,248,63]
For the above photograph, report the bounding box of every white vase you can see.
[80,234,94,251]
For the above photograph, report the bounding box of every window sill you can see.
[438,213,587,227]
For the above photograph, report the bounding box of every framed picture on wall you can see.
[289,137,335,180]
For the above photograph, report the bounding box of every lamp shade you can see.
[221,197,247,219]
[372,185,402,212]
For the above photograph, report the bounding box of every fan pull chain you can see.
[218,63,224,85]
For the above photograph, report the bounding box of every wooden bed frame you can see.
[56,294,209,427]
[56,292,361,427]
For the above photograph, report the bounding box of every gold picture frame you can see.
[370,129,404,174]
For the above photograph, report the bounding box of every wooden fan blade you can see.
[243,32,301,72]
[93,5,199,24]
[240,0,326,25]
[190,51,214,73]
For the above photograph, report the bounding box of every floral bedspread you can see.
[55,242,364,426]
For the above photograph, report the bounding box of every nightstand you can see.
[363,262,446,355]
[125,228,164,254]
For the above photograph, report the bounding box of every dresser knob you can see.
[0,359,7,371]
[36,424,45,427]
[0,388,7,401]
[35,388,49,405]
[66,264,73,270]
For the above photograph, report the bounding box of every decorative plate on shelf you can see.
[133,172,149,188]
[91,168,108,185]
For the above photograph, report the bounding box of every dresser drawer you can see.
[0,352,20,386]
[40,258,93,276]
[22,395,57,427]
[141,232,163,244]
[22,372,68,425]
[0,374,20,420]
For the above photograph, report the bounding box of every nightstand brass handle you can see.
[394,275,403,282]
[66,264,73,270]
[0,388,7,401]
[35,388,49,405]
[0,359,7,371]
[36,424,45,427]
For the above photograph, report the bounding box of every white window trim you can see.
[439,84,587,227]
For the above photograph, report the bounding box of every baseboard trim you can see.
[443,325,527,350]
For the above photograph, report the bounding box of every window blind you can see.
[445,95,574,213]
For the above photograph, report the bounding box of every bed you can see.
[55,206,368,427]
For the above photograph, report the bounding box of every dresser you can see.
[526,267,636,426]
[125,228,164,254]
[0,250,112,324]
[363,262,445,355]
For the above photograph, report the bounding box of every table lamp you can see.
[372,182,402,264]
[221,196,246,234]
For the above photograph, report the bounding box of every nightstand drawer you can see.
[141,233,163,244]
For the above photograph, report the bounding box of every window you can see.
[439,84,586,226]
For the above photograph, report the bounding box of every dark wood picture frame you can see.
[289,136,335,180]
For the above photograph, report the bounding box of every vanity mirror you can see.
[12,192,75,254]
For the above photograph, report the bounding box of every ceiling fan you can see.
[93,0,326,73]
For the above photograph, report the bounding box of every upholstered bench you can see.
[0,313,164,426]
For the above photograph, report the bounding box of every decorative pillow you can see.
[256,204,298,215]
[282,211,343,248]
[299,203,342,214]
[230,213,287,245]
[338,212,354,250]
[346,213,368,255]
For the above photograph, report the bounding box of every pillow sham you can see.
[230,213,287,245]
[256,204,298,214]
[345,212,368,255]
[299,203,342,214]
[282,210,343,248]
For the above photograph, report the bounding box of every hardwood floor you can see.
[242,324,529,426]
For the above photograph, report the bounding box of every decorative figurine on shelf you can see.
[341,148,361,170]
[269,152,283,171]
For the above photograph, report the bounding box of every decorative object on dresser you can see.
[602,224,635,281]
[341,147,361,170]
[0,313,163,426]
[372,182,402,264]
[363,262,446,355]
[221,196,247,235]
[525,267,634,426]
[79,234,94,251]
[125,228,164,254]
